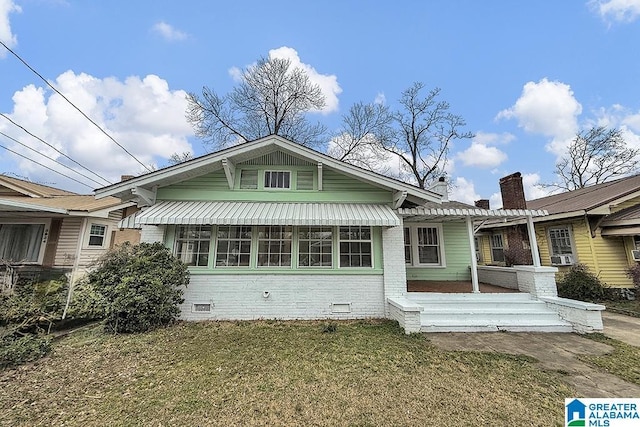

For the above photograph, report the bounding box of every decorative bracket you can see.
[131,186,156,207]
[393,190,408,209]
[222,158,236,189]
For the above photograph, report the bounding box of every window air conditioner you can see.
[550,254,574,265]
[632,250,640,262]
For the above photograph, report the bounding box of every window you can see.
[491,234,505,263]
[474,237,482,262]
[403,227,412,264]
[215,226,252,267]
[257,226,292,267]
[264,171,291,189]
[416,227,440,264]
[0,223,45,262]
[88,224,107,247]
[239,170,258,189]
[404,225,444,266]
[548,226,573,255]
[174,225,211,266]
[298,227,332,267]
[339,226,372,267]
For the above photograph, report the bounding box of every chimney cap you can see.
[438,176,445,182]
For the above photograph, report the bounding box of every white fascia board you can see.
[0,199,68,214]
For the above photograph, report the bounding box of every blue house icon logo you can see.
[566,399,586,426]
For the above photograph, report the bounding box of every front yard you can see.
[0,320,572,426]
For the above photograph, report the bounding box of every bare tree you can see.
[386,83,473,189]
[328,102,395,173]
[331,83,472,189]
[186,56,327,150]
[167,151,194,165]
[542,126,639,191]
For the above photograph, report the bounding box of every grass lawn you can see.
[579,333,640,385]
[601,299,640,317]
[1,320,573,426]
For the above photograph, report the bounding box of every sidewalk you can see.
[425,312,640,398]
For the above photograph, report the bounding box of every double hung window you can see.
[490,234,505,263]
[175,225,212,267]
[404,225,443,266]
[339,226,372,268]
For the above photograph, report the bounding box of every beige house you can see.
[0,174,138,288]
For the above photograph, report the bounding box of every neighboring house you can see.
[0,174,138,287]
[96,135,574,332]
[477,172,640,290]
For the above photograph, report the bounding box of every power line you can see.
[0,40,153,173]
[0,142,94,190]
[0,130,105,187]
[0,113,112,185]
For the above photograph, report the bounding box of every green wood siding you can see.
[157,167,392,204]
[406,222,472,281]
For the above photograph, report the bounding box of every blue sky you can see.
[1,0,640,206]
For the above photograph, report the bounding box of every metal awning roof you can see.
[120,201,401,227]
[398,207,549,221]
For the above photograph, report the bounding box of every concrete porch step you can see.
[420,323,574,333]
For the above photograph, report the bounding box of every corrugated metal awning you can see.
[121,201,401,227]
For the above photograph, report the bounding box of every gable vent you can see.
[296,171,314,190]
[239,170,258,189]
[240,151,314,166]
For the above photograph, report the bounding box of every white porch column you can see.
[526,215,541,267]
[466,216,480,293]
[382,220,407,314]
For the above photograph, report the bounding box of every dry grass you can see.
[1,320,572,426]
[579,333,640,385]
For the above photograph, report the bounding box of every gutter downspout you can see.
[62,217,88,319]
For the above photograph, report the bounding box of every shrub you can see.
[87,242,189,333]
[0,278,67,333]
[66,281,107,321]
[626,264,640,293]
[0,333,51,369]
[556,264,606,302]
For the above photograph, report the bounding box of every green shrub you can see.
[557,264,606,302]
[66,281,107,320]
[626,264,640,293]
[0,278,67,333]
[87,242,189,333]
[0,333,51,369]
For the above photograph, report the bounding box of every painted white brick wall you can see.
[387,298,421,334]
[515,266,559,298]
[140,225,165,243]
[477,266,518,289]
[180,274,385,321]
[539,296,605,333]
[382,223,407,310]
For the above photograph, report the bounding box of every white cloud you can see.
[0,71,194,191]
[521,172,556,200]
[449,177,481,206]
[590,104,640,149]
[0,0,21,57]
[374,92,386,105]
[457,141,507,168]
[268,46,342,114]
[496,78,582,156]
[590,0,640,23]
[151,21,188,41]
[473,131,515,145]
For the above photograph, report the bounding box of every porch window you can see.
[257,226,292,267]
[404,225,444,266]
[403,227,412,264]
[264,171,291,189]
[88,223,107,247]
[215,226,252,267]
[474,237,482,262]
[175,225,212,267]
[0,223,45,263]
[339,226,372,267]
[298,226,332,267]
[548,226,573,256]
[490,234,505,263]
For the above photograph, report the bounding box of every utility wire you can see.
[0,113,112,185]
[0,142,94,190]
[0,130,105,187]
[0,40,153,173]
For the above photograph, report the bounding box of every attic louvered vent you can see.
[239,170,258,189]
[296,171,314,190]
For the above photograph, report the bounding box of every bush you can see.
[0,333,51,369]
[0,278,67,333]
[87,242,189,333]
[557,264,606,302]
[626,264,640,293]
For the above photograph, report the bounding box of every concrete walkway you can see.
[425,311,640,398]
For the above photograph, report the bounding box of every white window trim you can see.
[490,233,505,263]
[547,225,576,257]
[404,223,446,268]
[0,218,50,265]
[83,221,110,250]
[338,225,374,269]
[263,170,292,190]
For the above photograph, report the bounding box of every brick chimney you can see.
[120,175,135,182]
[474,199,490,209]
[499,172,526,209]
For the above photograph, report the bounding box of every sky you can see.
[1,0,640,207]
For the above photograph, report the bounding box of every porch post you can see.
[466,216,480,293]
[526,215,541,267]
